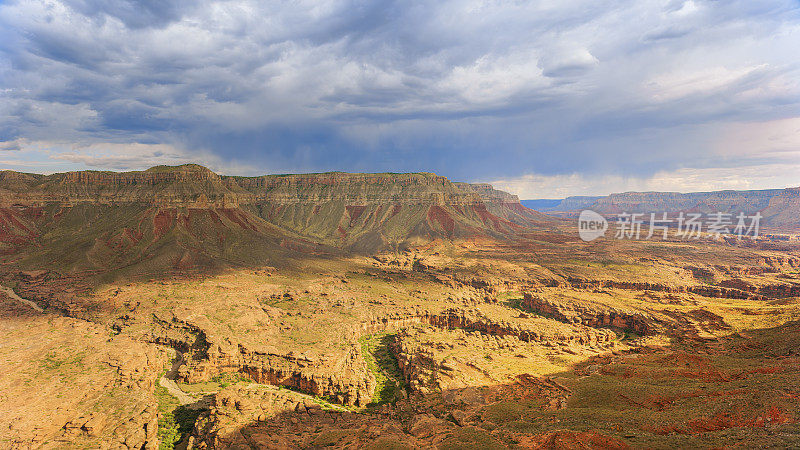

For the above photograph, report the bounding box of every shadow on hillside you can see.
[0,237,356,319]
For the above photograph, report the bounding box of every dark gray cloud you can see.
[0,0,798,187]
[63,0,196,29]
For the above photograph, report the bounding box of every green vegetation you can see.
[154,372,181,449]
[438,427,507,450]
[154,377,180,412]
[273,385,354,411]
[157,407,205,450]
[156,415,180,450]
[311,429,359,447]
[359,332,406,405]
[482,399,545,424]
[312,396,352,412]
[178,372,253,394]
[39,350,86,372]
[155,367,207,450]
[211,371,251,389]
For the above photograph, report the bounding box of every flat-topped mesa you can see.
[228,172,486,206]
[0,166,525,209]
[0,164,545,256]
[551,187,800,229]
[0,164,254,207]
[226,171,542,246]
[761,187,800,229]
[592,189,781,214]
[0,170,45,184]
[61,164,222,185]
[461,182,521,205]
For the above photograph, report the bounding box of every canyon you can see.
[0,165,799,449]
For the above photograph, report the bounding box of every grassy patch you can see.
[177,380,221,394]
[438,427,507,450]
[155,366,207,449]
[359,332,406,405]
[210,371,251,388]
[312,429,360,447]
[272,385,354,411]
[154,372,181,449]
[312,395,352,411]
[39,350,86,372]
[178,371,251,394]
[158,406,205,450]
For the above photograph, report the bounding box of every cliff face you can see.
[589,190,780,215]
[547,188,798,229]
[761,188,800,229]
[461,182,550,226]
[547,196,602,212]
[0,165,253,208]
[228,174,550,247]
[458,182,519,204]
[0,165,544,271]
[233,172,481,205]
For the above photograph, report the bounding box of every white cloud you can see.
[0,138,26,151]
[539,46,599,78]
[645,65,769,102]
[0,140,261,175]
[441,50,548,104]
[491,116,800,198]
[490,163,800,199]
[0,0,797,181]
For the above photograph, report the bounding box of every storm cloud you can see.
[0,0,798,195]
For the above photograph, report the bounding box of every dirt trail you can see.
[0,285,43,312]
[160,356,196,405]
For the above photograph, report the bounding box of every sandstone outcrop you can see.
[393,325,609,394]
[149,314,375,406]
[0,294,166,449]
[522,292,660,335]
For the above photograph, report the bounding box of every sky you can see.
[0,0,799,198]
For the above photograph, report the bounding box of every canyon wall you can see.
[545,187,799,229]
[0,165,547,256]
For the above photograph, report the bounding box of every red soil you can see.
[206,209,224,227]
[0,212,33,246]
[427,205,455,236]
[123,227,142,244]
[204,210,227,243]
[472,204,517,231]
[520,431,630,449]
[0,209,34,237]
[648,406,795,435]
[220,208,258,232]
[345,205,367,226]
[152,209,176,240]
[178,212,191,231]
